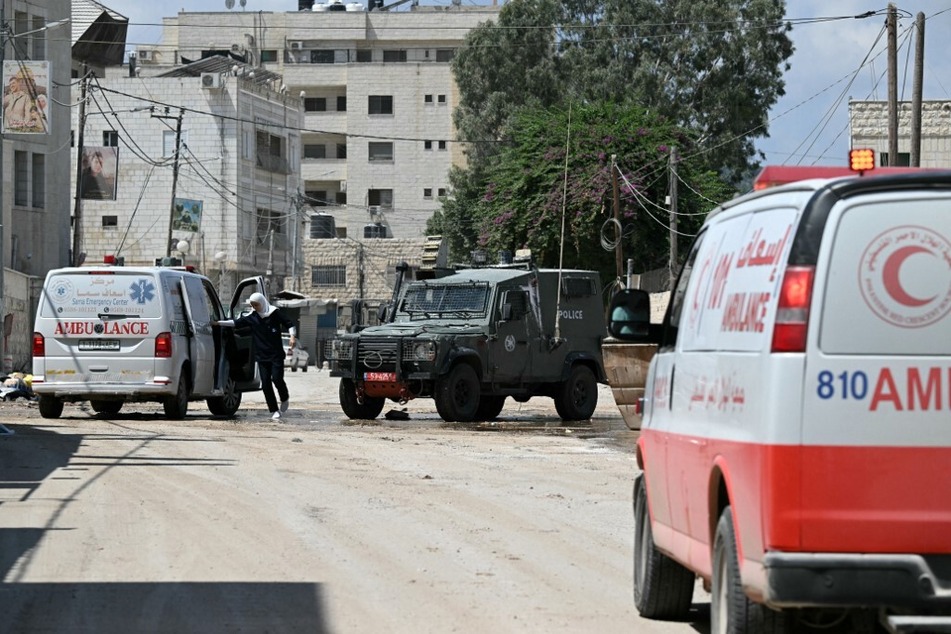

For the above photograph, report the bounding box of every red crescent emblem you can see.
[882,245,935,307]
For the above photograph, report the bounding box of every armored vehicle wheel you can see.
[633,474,694,619]
[163,372,189,420]
[339,378,384,419]
[435,363,480,422]
[554,365,598,421]
[90,400,123,416]
[474,395,506,421]
[207,376,242,417]
[38,395,64,419]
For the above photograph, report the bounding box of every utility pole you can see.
[72,65,88,266]
[669,147,678,291]
[911,12,925,167]
[611,155,622,284]
[886,3,898,166]
[153,107,185,257]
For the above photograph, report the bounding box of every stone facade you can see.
[849,100,951,166]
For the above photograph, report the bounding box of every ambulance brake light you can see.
[849,148,875,173]
[771,266,814,353]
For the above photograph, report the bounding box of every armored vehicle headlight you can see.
[412,341,436,361]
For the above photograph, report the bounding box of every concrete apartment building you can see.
[137,1,500,244]
[72,57,302,297]
[850,99,951,166]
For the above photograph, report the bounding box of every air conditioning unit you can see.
[367,205,382,218]
[231,43,243,53]
[138,49,153,62]
[201,72,222,89]
[289,41,304,50]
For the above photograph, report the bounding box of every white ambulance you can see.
[32,263,264,419]
[615,171,951,632]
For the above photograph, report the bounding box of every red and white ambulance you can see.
[620,171,951,632]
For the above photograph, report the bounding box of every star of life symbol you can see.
[49,278,73,303]
[129,279,156,305]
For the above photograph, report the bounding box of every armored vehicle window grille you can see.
[561,277,596,298]
[403,283,489,315]
[505,290,529,319]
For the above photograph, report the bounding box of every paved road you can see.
[0,370,713,633]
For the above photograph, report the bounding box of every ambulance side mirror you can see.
[607,289,652,341]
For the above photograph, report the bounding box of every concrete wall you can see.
[850,100,951,166]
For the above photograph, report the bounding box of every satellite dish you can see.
[239,0,247,7]
[225,0,234,8]
[451,0,461,5]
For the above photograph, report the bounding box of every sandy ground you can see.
[0,370,711,633]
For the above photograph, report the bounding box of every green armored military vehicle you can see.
[329,264,607,423]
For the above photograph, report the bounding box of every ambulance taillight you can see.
[771,266,815,353]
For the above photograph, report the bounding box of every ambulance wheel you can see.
[555,365,598,421]
[207,376,241,417]
[163,373,189,420]
[712,506,793,634]
[90,400,123,416]
[435,363,480,422]
[474,395,505,421]
[339,378,384,420]
[38,395,64,419]
[633,474,694,620]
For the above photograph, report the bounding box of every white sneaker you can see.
[280,400,289,413]
[271,411,282,420]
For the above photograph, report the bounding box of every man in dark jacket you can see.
[215,292,296,420]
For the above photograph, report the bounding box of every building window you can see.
[356,49,372,63]
[32,153,44,209]
[336,95,347,112]
[103,130,119,147]
[304,97,327,112]
[305,190,328,206]
[424,94,433,105]
[368,95,393,115]
[14,151,27,206]
[256,208,284,245]
[336,143,347,159]
[311,50,335,64]
[336,192,347,205]
[423,188,432,199]
[368,188,393,208]
[368,142,393,162]
[424,140,433,150]
[435,49,454,62]
[163,130,188,157]
[879,152,911,167]
[438,188,447,198]
[102,215,118,228]
[382,49,407,63]
[438,140,447,150]
[260,50,278,63]
[304,144,326,159]
[255,131,289,173]
[32,15,46,60]
[437,94,447,105]
[312,265,347,287]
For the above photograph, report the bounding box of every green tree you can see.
[455,103,732,285]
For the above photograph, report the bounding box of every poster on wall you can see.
[80,147,119,200]
[2,60,50,134]
[172,198,203,232]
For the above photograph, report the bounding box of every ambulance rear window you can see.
[39,272,165,319]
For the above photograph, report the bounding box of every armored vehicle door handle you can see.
[669,365,676,411]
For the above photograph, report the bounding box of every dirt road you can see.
[0,371,710,633]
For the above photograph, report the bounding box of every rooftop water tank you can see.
[364,223,388,239]
[345,2,366,10]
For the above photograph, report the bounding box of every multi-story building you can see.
[138,0,501,241]
[849,99,951,167]
[72,57,302,297]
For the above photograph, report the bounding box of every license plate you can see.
[79,339,120,351]
[364,372,397,382]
